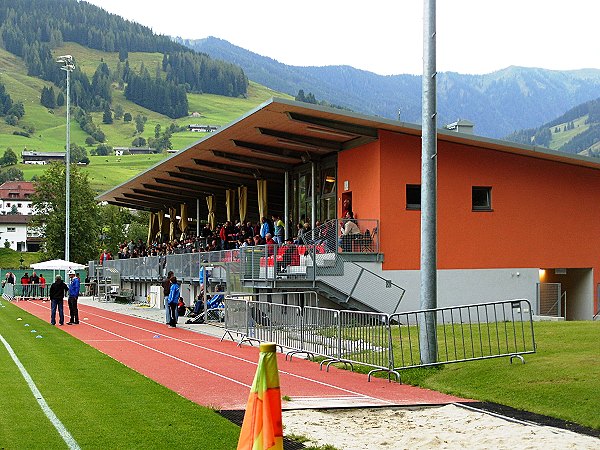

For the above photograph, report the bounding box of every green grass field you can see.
[0,300,240,449]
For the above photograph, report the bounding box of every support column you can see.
[284,171,289,240]
[196,198,200,236]
[311,162,316,229]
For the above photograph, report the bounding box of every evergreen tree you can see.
[102,103,113,124]
[1,148,18,166]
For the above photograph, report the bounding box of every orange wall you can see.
[338,130,600,307]
[337,139,381,220]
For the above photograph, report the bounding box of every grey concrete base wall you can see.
[359,264,539,314]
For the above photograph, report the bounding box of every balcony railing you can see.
[300,218,379,254]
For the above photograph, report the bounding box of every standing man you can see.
[20,272,30,299]
[30,271,40,299]
[162,270,174,324]
[167,276,180,328]
[49,275,68,326]
[39,273,47,299]
[66,269,80,325]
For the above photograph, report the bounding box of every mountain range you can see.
[180,37,600,141]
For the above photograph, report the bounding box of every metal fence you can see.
[390,299,536,370]
[301,218,379,254]
[222,297,536,382]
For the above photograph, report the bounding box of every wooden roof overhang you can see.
[97,98,600,223]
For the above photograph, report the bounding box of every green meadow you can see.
[0,300,240,449]
[0,42,292,192]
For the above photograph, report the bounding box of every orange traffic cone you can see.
[237,342,283,450]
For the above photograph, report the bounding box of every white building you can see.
[0,214,30,251]
[0,181,34,215]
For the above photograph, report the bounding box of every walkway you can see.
[15,298,470,411]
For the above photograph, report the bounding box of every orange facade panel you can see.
[339,129,600,276]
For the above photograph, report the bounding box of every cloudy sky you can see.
[86,0,599,76]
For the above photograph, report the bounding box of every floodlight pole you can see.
[420,0,438,364]
[58,55,74,262]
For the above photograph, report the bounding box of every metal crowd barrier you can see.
[222,297,537,382]
[2,284,51,300]
[389,299,536,371]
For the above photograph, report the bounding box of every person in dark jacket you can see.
[49,275,68,326]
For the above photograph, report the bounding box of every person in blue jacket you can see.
[167,276,180,328]
[66,270,80,325]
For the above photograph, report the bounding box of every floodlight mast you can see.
[420,0,438,365]
[57,55,74,262]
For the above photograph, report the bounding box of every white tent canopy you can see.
[30,259,86,271]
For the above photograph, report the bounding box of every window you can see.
[5,203,10,207]
[7,227,16,232]
[17,203,22,207]
[406,184,421,210]
[472,186,492,211]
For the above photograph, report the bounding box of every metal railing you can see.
[221,297,536,382]
[301,218,379,254]
[389,299,536,370]
[96,242,404,314]
[0,282,97,300]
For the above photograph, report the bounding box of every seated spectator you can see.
[265,233,276,256]
[339,211,361,252]
[177,297,186,317]
[281,238,300,272]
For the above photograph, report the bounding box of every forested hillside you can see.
[183,37,600,139]
[505,97,600,157]
[0,0,248,119]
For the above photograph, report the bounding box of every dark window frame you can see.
[472,186,492,211]
[406,184,421,210]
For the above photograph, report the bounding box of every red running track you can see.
[16,300,470,410]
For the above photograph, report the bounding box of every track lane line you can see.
[0,333,81,450]
[27,302,396,405]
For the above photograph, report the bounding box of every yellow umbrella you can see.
[257,179,268,219]
[237,342,283,450]
[169,207,177,241]
[147,212,156,247]
[238,185,247,223]
[180,203,189,237]
[226,189,235,222]
[207,195,216,231]
[156,210,165,242]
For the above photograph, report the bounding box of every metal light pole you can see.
[420,0,438,364]
[57,55,74,262]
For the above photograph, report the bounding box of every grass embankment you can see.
[0,300,240,449]
[0,248,43,269]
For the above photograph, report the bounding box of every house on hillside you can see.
[188,124,219,133]
[0,181,34,215]
[22,151,65,164]
[0,214,40,251]
[114,147,155,155]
